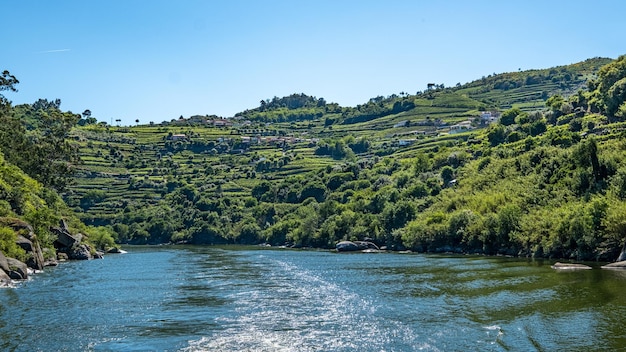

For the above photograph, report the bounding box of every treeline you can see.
[340,98,416,125]
[0,73,117,260]
[237,89,484,127]
[236,93,327,122]
[0,98,80,192]
[464,57,612,92]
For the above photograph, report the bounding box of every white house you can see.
[480,111,499,124]
[394,120,409,128]
[170,134,187,141]
[449,121,474,134]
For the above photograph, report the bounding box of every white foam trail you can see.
[181,255,433,352]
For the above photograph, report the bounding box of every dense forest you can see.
[1,56,626,272]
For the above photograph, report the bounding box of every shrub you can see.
[0,226,26,261]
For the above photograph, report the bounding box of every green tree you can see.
[500,107,521,126]
[441,166,455,185]
[0,226,26,261]
[595,56,626,114]
[0,70,19,109]
[487,124,506,146]
[86,226,117,250]
[0,97,81,191]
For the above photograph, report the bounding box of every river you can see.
[1,246,625,351]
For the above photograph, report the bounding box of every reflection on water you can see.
[0,246,625,351]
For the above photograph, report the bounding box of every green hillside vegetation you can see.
[2,57,623,264]
[0,146,116,265]
[0,72,116,272]
[52,56,626,261]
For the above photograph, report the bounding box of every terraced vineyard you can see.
[65,57,614,237]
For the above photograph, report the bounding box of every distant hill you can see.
[62,55,626,261]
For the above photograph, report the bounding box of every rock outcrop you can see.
[68,244,92,260]
[51,219,93,260]
[6,257,28,280]
[51,219,82,248]
[0,217,45,270]
[0,251,11,284]
[1,218,99,283]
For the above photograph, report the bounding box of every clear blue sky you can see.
[3,0,626,125]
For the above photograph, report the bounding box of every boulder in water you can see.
[601,260,626,269]
[336,241,360,252]
[336,240,380,252]
[551,262,592,270]
[617,244,626,262]
[355,241,380,250]
[68,244,92,260]
[6,257,28,280]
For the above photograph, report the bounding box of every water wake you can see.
[181,254,432,352]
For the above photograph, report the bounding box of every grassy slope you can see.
[67,58,609,219]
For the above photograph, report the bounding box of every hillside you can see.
[0,148,112,282]
[61,56,626,260]
[0,76,117,283]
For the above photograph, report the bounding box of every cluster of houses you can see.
[239,136,318,146]
[167,133,318,149]
[165,115,239,128]
[167,111,501,149]
[448,111,500,134]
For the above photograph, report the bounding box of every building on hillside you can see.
[211,119,233,127]
[480,111,499,124]
[449,121,474,134]
[240,136,261,145]
[394,120,410,128]
[398,139,416,146]
[170,134,187,141]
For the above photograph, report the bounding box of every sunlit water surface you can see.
[1,246,625,351]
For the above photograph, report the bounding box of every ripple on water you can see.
[3,247,625,351]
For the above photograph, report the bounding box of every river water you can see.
[1,246,625,351]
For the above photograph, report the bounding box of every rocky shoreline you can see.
[0,217,104,286]
[335,240,626,271]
